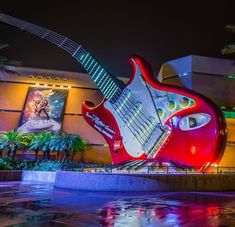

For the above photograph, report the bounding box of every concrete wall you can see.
[0,170,22,181]
[54,171,235,192]
[22,170,56,183]
[1,170,235,191]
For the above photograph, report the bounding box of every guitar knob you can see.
[157,108,164,118]
[181,97,190,108]
[168,100,176,111]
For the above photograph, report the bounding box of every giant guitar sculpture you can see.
[0,13,227,169]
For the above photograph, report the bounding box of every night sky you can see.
[1,1,235,77]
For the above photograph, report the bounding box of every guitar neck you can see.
[0,12,123,102]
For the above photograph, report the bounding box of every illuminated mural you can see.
[18,87,68,133]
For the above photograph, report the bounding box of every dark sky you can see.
[1,1,235,77]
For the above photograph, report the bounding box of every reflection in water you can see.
[97,196,235,226]
[0,182,235,226]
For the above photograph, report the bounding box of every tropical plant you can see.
[28,131,55,161]
[50,132,88,163]
[0,133,8,156]
[0,129,31,159]
[31,160,62,171]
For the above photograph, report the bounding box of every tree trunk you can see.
[35,148,39,161]
[42,152,46,161]
[62,153,66,163]
[56,150,59,160]
[46,150,50,160]
[72,151,75,161]
[62,150,69,163]
[12,145,18,159]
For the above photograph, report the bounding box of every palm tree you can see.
[28,131,55,161]
[50,132,88,163]
[1,129,30,159]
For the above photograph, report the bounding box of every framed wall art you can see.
[18,87,68,133]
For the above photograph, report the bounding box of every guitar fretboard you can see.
[0,12,123,102]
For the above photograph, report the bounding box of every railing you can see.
[61,164,235,174]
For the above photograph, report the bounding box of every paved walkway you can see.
[0,181,235,226]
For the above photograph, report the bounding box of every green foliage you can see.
[0,158,14,170]
[30,161,62,171]
[0,158,63,171]
[0,129,88,163]
[50,132,89,162]
[28,131,55,152]
[0,133,8,150]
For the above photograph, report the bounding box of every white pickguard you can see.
[104,60,160,157]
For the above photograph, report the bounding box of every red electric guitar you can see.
[0,13,227,169]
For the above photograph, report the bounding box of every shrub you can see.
[31,161,62,171]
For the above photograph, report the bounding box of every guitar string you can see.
[1,14,165,146]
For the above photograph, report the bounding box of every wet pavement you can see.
[0,182,235,226]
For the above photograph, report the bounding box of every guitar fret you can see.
[58,37,68,47]
[107,86,119,100]
[41,31,50,39]
[84,56,93,67]
[88,62,98,73]
[93,69,104,82]
[102,78,113,95]
[97,73,108,87]
[72,45,81,57]
[21,23,29,30]
[81,53,89,63]
[96,73,105,86]
[108,85,118,99]
[86,59,95,70]
[99,76,111,92]
[103,82,116,97]
[91,65,101,78]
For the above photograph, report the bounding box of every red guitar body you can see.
[82,56,227,169]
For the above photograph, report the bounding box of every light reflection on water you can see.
[97,194,235,226]
[0,182,235,226]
